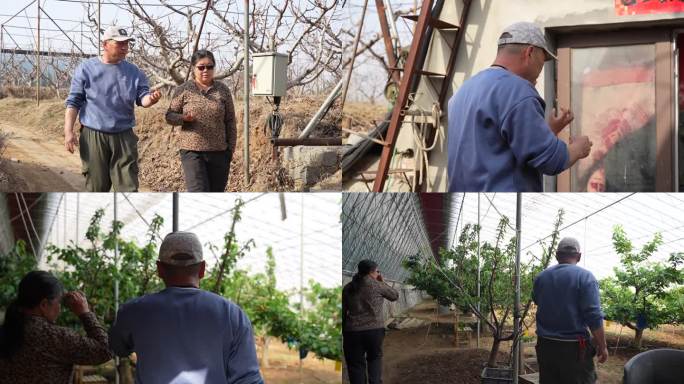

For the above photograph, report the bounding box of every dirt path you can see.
[0,122,83,191]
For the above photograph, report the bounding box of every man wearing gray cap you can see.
[532,237,608,384]
[65,26,162,192]
[109,231,264,384]
[447,21,592,192]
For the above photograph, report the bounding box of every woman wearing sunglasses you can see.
[0,271,112,383]
[166,49,237,191]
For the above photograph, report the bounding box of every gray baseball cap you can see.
[158,232,203,266]
[103,26,135,42]
[557,237,581,255]
[497,22,556,61]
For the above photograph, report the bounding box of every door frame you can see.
[555,28,675,192]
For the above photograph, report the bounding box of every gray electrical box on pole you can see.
[251,52,288,97]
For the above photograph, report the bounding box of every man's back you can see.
[109,287,262,384]
[533,264,604,340]
[447,67,568,191]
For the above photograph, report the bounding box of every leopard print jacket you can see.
[0,312,112,384]
[165,80,237,154]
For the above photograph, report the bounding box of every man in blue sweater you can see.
[447,22,592,191]
[65,26,162,192]
[109,231,264,384]
[532,237,608,384]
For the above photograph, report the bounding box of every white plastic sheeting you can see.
[343,193,684,283]
[39,193,341,290]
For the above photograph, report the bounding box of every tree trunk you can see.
[632,328,644,349]
[487,337,501,367]
[261,336,271,368]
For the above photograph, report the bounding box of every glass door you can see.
[556,29,674,192]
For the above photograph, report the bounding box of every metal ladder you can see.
[371,0,472,192]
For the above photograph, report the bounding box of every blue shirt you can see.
[447,67,568,191]
[65,58,150,133]
[109,287,264,384]
[532,264,604,340]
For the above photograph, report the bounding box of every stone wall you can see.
[283,146,343,190]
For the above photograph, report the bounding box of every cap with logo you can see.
[103,26,135,42]
[556,237,581,256]
[497,21,556,61]
[158,231,203,266]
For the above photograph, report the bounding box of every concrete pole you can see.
[513,193,522,384]
[113,193,120,384]
[243,0,250,185]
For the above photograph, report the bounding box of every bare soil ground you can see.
[0,95,366,191]
[260,340,341,384]
[374,300,684,384]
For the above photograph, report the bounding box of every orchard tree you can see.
[45,209,165,328]
[0,240,38,314]
[600,226,684,349]
[295,281,342,361]
[404,210,564,367]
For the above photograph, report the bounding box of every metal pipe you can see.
[279,193,286,221]
[113,193,120,384]
[374,0,400,84]
[1,0,37,26]
[75,194,79,247]
[40,7,85,55]
[184,0,212,81]
[477,192,481,348]
[271,137,341,147]
[513,192,522,384]
[299,193,305,379]
[97,0,101,57]
[383,0,401,53]
[63,193,67,245]
[298,79,343,139]
[173,192,179,232]
[243,0,250,184]
[0,48,95,58]
[36,2,40,105]
[1,26,4,85]
[339,0,368,111]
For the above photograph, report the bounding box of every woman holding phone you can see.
[342,260,399,384]
[0,271,112,383]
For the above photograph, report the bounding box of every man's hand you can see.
[148,90,162,105]
[596,346,609,364]
[548,107,574,136]
[65,129,78,153]
[566,135,592,169]
[142,90,162,107]
[64,107,79,153]
[376,273,384,282]
[63,291,90,316]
